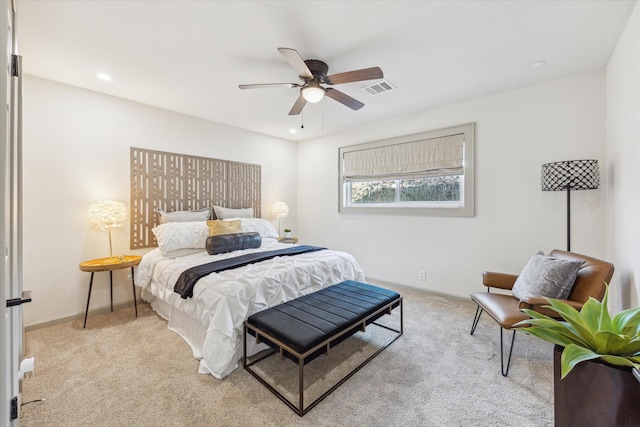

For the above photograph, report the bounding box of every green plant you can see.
[515,286,640,378]
[284,229,291,233]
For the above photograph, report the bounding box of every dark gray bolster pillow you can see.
[206,232,262,255]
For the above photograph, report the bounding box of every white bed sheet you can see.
[134,240,365,379]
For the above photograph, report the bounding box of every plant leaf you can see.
[520,325,584,348]
[518,315,591,348]
[627,355,640,364]
[618,337,640,356]
[544,298,597,348]
[598,354,639,369]
[611,306,640,336]
[593,330,631,354]
[517,308,593,347]
[517,308,553,322]
[580,296,604,332]
[597,285,612,331]
[560,344,602,378]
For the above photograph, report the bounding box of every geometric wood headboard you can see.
[130,147,261,249]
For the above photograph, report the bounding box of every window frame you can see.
[338,122,475,217]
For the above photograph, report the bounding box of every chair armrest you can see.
[482,271,518,290]
[518,296,584,317]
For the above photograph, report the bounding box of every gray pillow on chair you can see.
[512,252,585,300]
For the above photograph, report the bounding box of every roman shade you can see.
[342,133,464,182]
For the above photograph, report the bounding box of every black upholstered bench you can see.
[243,280,403,416]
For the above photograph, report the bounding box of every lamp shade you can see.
[301,84,325,103]
[270,202,289,219]
[88,200,127,230]
[541,160,599,191]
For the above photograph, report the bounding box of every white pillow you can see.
[224,217,278,239]
[158,208,211,224]
[152,221,209,257]
[213,205,254,220]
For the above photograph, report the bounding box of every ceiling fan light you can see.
[301,84,325,103]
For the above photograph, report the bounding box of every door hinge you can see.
[10,396,18,420]
[11,54,21,77]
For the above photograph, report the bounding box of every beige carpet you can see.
[20,286,554,426]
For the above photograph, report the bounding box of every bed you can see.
[134,217,365,379]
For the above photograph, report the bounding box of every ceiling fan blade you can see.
[278,47,313,79]
[325,67,383,85]
[238,83,299,89]
[325,88,364,111]
[288,94,307,115]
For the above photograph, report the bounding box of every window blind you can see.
[342,133,464,182]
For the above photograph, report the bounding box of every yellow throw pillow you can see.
[207,220,241,236]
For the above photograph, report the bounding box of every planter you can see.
[554,345,640,427]
[284,231,292,238]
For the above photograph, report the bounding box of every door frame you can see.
[1,0,23,425]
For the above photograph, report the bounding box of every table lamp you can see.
[88,200,128,259]
[270,202,289,237]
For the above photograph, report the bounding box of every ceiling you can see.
[17,1,636,142]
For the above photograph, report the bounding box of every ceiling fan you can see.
[239,47,383,115]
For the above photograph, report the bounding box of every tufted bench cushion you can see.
[247,281,400,361]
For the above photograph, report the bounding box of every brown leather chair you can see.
[469,249,614,376]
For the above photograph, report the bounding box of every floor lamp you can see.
[541,159,599,252]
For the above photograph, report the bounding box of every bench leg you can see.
[298,358,304,416]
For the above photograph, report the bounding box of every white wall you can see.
[25,47,636,326]
[297,72,607,300]
[605,2,640,311]
[22,76,298,326]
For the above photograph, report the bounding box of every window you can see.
[339,123,474,216]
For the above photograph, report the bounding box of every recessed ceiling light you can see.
[289,129,297,134]
[97,73,112,81]
[530,61,546,68]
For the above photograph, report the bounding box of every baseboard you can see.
[25,279,472,331]
[24,301,139,332]
[364,276,474,305]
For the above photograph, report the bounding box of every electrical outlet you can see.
[418,269,426,281]
[19,356,35,379]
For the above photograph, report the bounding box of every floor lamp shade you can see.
[541,160,599,251]
[541,160,599,192]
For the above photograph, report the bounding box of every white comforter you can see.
[135,240,365,379]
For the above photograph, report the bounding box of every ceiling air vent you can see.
[361,79,396,96]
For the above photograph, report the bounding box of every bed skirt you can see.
[145,292,270,377]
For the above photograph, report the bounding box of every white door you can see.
[1,0,25,425]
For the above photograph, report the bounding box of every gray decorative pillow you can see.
[512,253,585,300]
[158,208,211,224]
[212,205,254,220]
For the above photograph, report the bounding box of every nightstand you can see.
[79,255,142,328]
[278,237,299,244]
